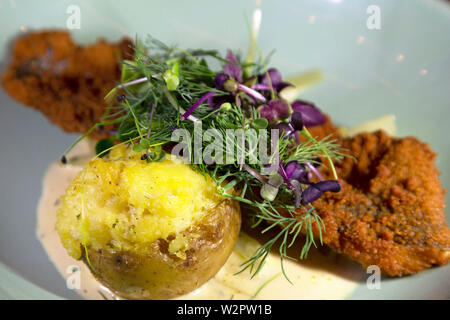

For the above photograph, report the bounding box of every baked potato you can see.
[56,146,241,299]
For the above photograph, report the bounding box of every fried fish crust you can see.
[309,130,449,276]
[1,30,133,138]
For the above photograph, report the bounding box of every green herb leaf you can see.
[95,138,115,157]
[132,143,144,153]
[139,138,151,149]
[251,118,268,129]
[163,69,180,91]
[151,149,166,162]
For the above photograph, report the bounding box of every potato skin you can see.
[83,199,241,300]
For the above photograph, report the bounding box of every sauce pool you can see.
[36,140,362,300]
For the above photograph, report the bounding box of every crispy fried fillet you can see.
[306,129,450,276]
[1,30,133,138]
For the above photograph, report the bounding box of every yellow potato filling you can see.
[56,146,223,259]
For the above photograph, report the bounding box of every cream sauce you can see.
[37,139,362,300]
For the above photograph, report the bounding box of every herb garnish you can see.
[63,22,346,281]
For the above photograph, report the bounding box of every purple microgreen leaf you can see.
[210,95,230,109]
[224,50,242,82]
[291,100,326,127]
[290,112,304,131]
[258,104,278,122]
[214,73,229,90]
[268,99,290,119]
[301,180,341,205]
[258,100,290,123]
[284,160,308,182]
[276,81,294,92]
[273,122,293,137]
[261,68,282,87]
[315,180,341,193]
[301,185,323,205]
[278,161,296,191]
[259,68,293,92]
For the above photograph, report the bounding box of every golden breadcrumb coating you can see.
[1,30,133,138]
[300,129,449,276]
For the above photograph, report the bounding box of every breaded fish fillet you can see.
[310,130,449,276]
[1,30,133,138]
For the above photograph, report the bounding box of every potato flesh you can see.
[56,150,223,260]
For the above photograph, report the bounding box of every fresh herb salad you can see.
[63,35,345,281]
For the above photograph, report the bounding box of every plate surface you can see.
[0,0,449,299]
